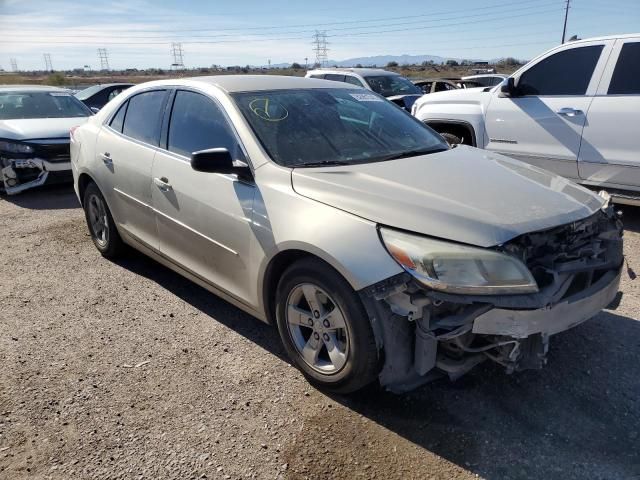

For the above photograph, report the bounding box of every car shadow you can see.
[619,205,640,234]
[114,252,640,480]
[0,184,80,210]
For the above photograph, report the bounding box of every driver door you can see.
[484,40,613,179]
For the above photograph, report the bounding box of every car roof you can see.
[0,85,70,92]
[307,68,399,77]
[89,83,135,88]
[128,75,362,93]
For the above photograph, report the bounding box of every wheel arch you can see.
[77,172,97,206]
[425,120,479,147]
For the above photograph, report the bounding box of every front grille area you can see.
[503,211,623,291]
[31,141,71,163]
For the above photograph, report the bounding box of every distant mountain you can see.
[262,53,467,69]
[331,54,449,67]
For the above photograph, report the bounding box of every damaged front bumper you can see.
[360,206,624,393]
[1,157,71,195]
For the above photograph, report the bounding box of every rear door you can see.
[93,89,168,249]
[484,40,612,179]
[578,38,640,190]
[151,89,256,301]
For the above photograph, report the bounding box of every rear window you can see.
[122,90,167,145]
[608,42,640,95]
[0,91,91,120]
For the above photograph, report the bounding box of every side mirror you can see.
[190,148,252,180]
[499,77,518,98]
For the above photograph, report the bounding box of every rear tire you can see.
[440,132,463,146]
[82,182,125,259]
[275,258,380,394]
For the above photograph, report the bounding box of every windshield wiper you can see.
[379,147,449,161]
[292,160,351,168]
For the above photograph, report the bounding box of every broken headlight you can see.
[380,228,538,295]
[0,140,34,154]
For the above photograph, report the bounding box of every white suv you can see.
[412,34,640,204]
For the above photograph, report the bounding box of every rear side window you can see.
[308,74,325,79]
[122,90,166,145]
[608,42,640,95]
[518,45,604,96]
[167,90,238,158]
[109,101,127,132]
[324,74,346,83]
[344,76,364,87]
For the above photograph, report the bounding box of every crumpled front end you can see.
[1,141,71,195]
[360,205,624,393]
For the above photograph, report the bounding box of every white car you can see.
[413,34,640,205]
[0,86,92,194]
[305,68,423,111]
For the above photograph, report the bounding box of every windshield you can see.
[232,88,448,168]
[0,91,92,120]
[364,75,422,97]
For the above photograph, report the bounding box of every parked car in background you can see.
[0,85,92,194]
[413,34,640,205]
[71,75,622,394]
[461,74,507,86]
[413,78,459,94]
[305,67,423,111]
[75,83,133,111]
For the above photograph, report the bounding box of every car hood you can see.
[291,146,603,247]
[0,117,89,141]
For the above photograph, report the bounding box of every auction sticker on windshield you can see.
[350,93,383,102]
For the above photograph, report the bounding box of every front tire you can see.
[440,132,463,146]
[83,182,125,259]
[275,258,380,394]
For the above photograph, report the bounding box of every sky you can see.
[1,0,639,71]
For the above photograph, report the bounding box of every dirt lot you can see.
[1,185,639,480]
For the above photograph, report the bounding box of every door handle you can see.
[556,107,583,117]
[153,176,172,191]
[100,152,113,165]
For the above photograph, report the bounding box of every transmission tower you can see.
[171,42,185,70]
[97,48,110,70]
[312,31,329,67]
[10,58,18,72]
[43,53,53,71]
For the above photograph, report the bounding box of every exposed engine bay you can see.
[1,141,71,195]
[361,204,624,393]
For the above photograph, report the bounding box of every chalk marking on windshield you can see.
[249,98,288,122]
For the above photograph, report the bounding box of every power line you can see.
[312,31,329,67]
[4,1,561,41]
[171,42,185,69]
[10,58,18,72]
[0,6,564,46]
[98,48,110,70]
[43,53,52,71]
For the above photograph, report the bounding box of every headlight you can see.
[0,140,34,154]
[380,228,538,295]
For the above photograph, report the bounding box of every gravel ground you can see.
[0,185,639,480]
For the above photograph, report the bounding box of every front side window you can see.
[232,88,447,167]
[0,91,91,120]
[364,75,422,97]
[518,45,604,96]
[167,90,238,158]
[122,90,167,145]
[608,42,640,95]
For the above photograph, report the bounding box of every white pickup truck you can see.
[412,34,640,205]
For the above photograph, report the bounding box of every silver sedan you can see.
[71,75,623,393]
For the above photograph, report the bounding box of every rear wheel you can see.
[83,182,125,258]
[440,132,463,146]
[275,258,380,393]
